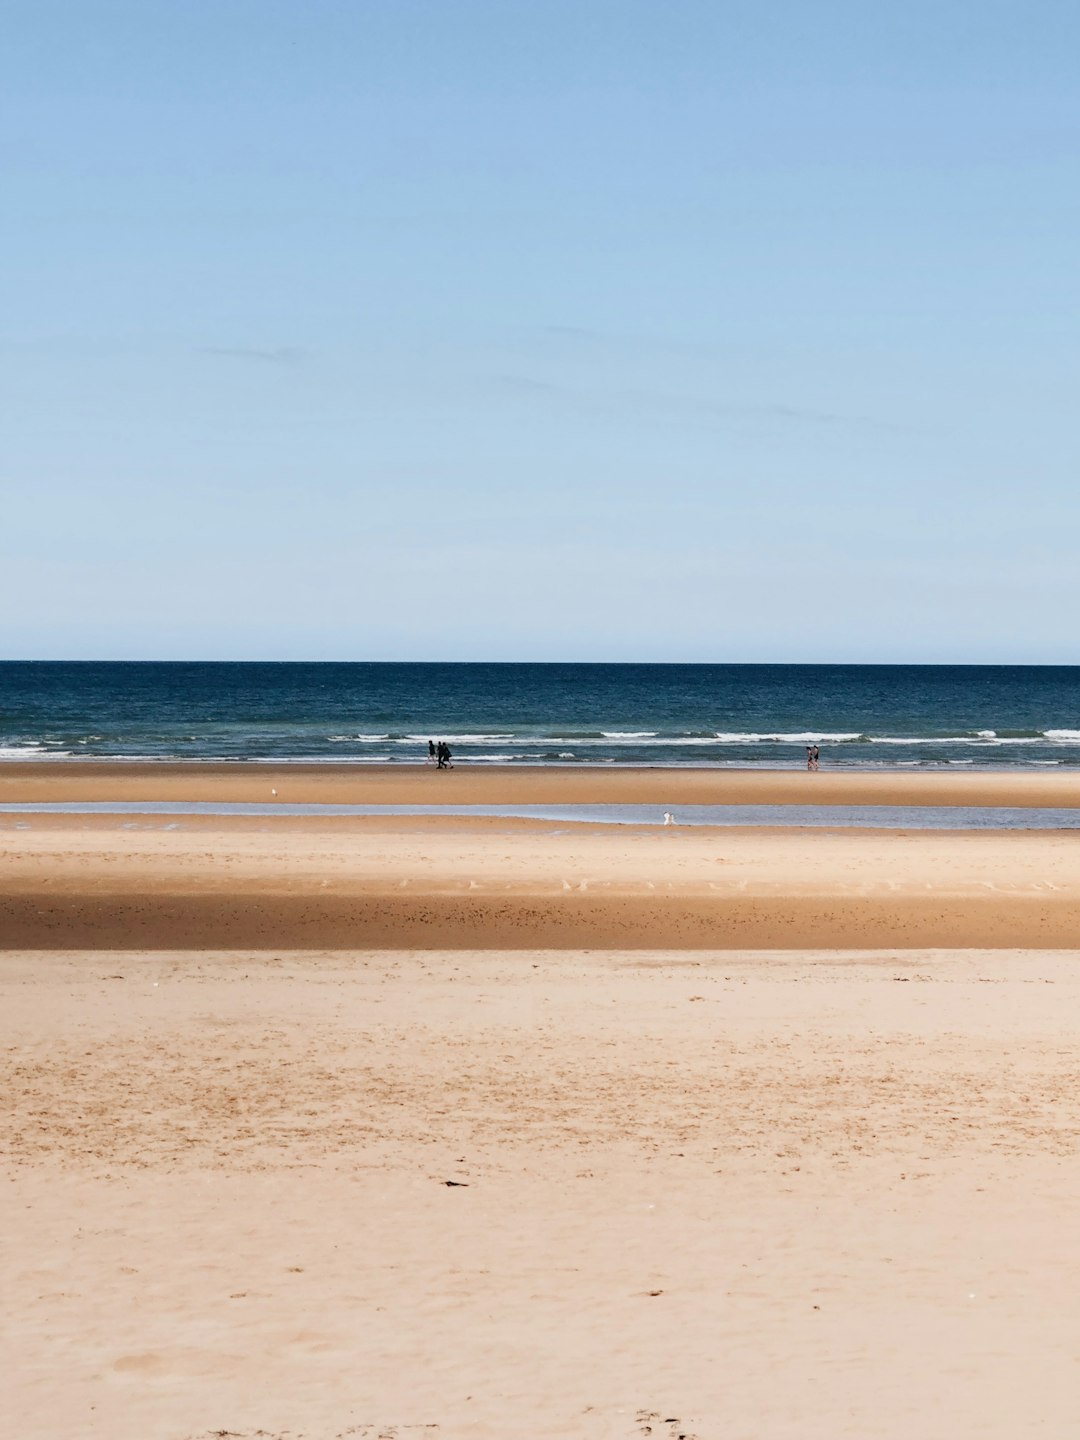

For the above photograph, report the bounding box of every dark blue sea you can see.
[2,662,1079,768]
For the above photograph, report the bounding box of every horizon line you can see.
[3,658,1079,669]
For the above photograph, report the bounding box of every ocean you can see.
[2,661,1079,768]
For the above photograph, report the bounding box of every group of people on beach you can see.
[427,740,453,769]
[806,744,821,771]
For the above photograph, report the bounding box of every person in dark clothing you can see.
[428,739,436,764]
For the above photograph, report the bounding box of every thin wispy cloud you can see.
[491,372,896,431]
[197,346,307,366]
[536,323,714,361]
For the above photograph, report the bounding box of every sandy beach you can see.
[3,763,1079,952]
[5,759,1080,808]
[7,946,1080,1439]
[4,766,1080,1437]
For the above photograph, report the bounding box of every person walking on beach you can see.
[436,741,453,770]
[807,745,814,772]
[812,744,821,770]
[427,739,436,765]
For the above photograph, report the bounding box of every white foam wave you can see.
[556,736,722,747]
[349,729,1080,750]
[403,733,514,744]
[464,753,548,762]
[869,735,1042,746]
[412,728,1080,750]
[712,731,863,744]
[0,744,71,758]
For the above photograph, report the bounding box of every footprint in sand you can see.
[635,1411,697,1440]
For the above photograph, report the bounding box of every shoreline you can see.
[5,760,1080,807]
[6,764,1077,953]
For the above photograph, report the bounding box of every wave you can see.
[0,744,72,758]
[868,735,1003,746]
[711,731,864,744]
[327,733,391,742]
[870,733,1080,746]
[7,720,1080,763]
[359,729,1080,748]
[449,754,519,763]
[403,733,515,744]
[561,736,726,747]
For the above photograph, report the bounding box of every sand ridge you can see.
[2,814,1078,950]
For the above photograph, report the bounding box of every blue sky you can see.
[3,0,1078,660]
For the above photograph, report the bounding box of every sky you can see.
[3,0,1078,661]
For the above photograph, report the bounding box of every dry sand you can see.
[6,946,1080,1439]
[4,768,1080,1437]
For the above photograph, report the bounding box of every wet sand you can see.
[5,759,1080,808]
[2,813,1079,950]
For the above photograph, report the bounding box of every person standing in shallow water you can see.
[812,744,821,770]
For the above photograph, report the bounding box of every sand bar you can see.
[3,813,1078,950]
[5,760,1080,807]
